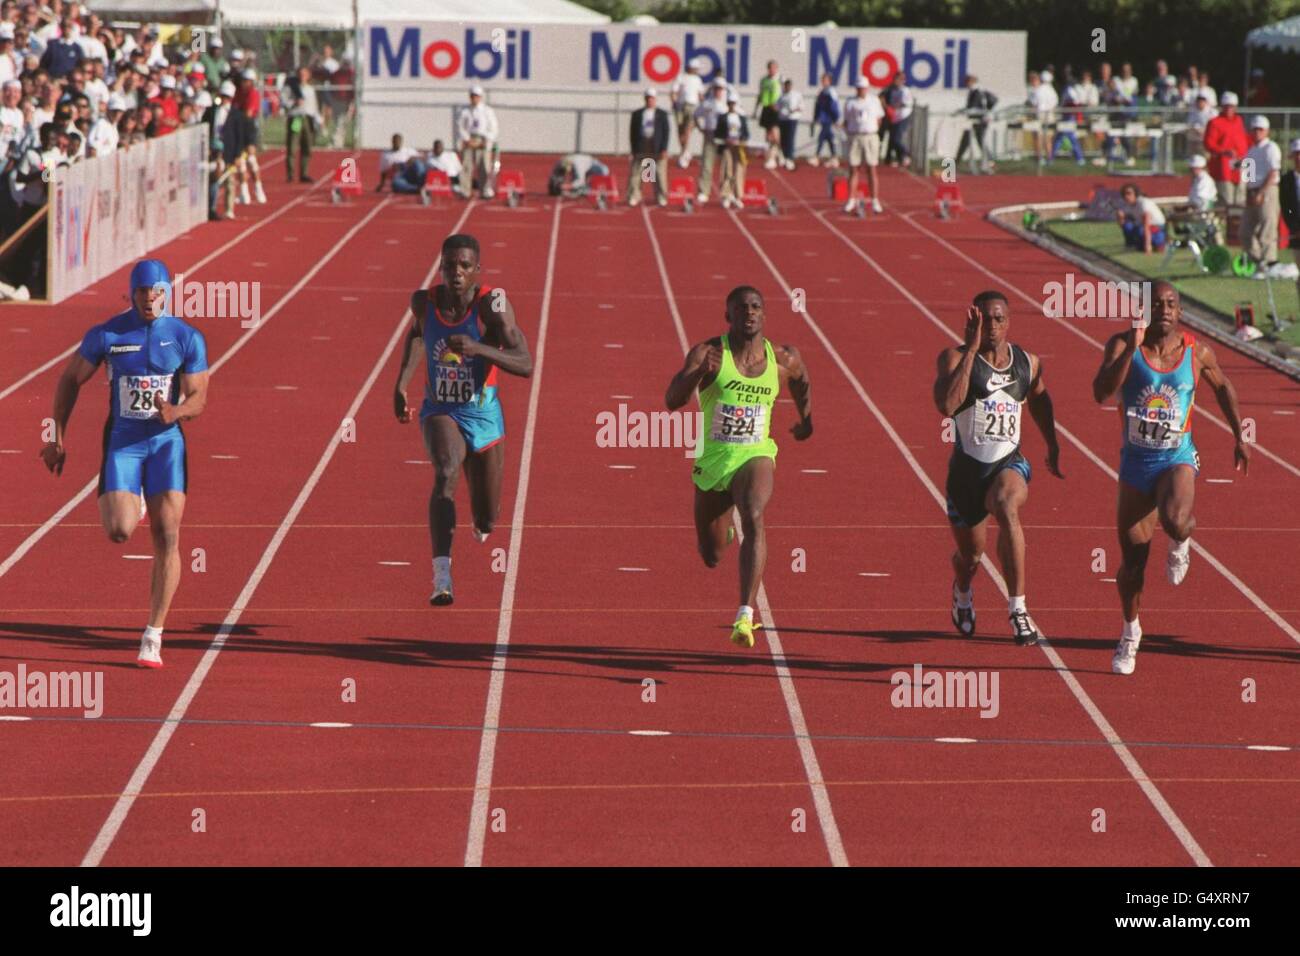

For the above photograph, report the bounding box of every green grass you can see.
[1045,219,1300,348]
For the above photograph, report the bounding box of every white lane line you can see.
[0,199,398,588]
[0,716,32,721]
[1246,744,1290,752]
[936,737,978,744]
[893,204,1300,482]
[728,201,1211,868]
[618,567,649,572]
[463,199,562,868]
[643,204,849,868]
[378,561,410,566]
[122,555,152,560]
[210,454,240,460]
[608,464,636,470]
[604,343,623,349]
[610,393,633,399]
[628,730,672,736]
[802,468,828,474]
[1206,478,1233,484]
[0,169,327,405]
[310,722,352,728]
[858,572,890,577]
[81,200,469,869]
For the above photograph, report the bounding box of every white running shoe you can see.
[677,154,690,169]
[239,183,250,204]
[136,633,163,669]
[473,528,490,544]
[1112,635,1140,675]
[784,159,795,171]
[1167,539,1191,586]
[430,564,453,606]
[696,192,708,205]
[843,198,858,214]
[254,183,268,204]
[872,198,884,214]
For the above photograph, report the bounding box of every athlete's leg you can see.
[1155,463,1196,542]
[464,440,504,537]
[949,520,987,592]
[729,457,775,608]
[693,485,734,568]
[1116,481,1159,623]
[423,416,466,556]
[145,491,186,628]
[985,467,1030,597]
[99,492,143,543]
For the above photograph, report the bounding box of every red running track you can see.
[0,155,1296,866]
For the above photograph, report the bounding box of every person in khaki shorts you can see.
[1241,114,1282,270]
[715,91,749,209]
[693,77,729,204]
[841,76,884,215]
[1280,138,1300,299]
[626,87,670,207]
[456,85,498,199]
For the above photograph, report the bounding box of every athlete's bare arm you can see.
[665,338,722,411]
[775,343,812,440]
[933,306,983,416]
[1024,352,1063,478]
[1196,340,1250,474]
[40,352,102,475]
[158,371,209,425]
[449,290,533,378]
[393,290,428,423]
[1092,327,1140,403]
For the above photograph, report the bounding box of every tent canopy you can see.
[1246,14,1300,53]
[96,0,611,30]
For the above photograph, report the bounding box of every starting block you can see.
[829,171,870,202]
[742,178,779,215]
[588,173,618,210]
[331,163,362,203]
[1234,302,1264,341]
[420,169,453,206]
[497,169,525,206]
[669,175,697,214]
[934,183,964,219]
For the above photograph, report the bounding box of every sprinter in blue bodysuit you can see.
[392,234,533,606]
[1093,280,1249,676]
[41,259,210,668]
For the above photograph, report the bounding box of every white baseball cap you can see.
[1040,70,1053,83]
[726,91,739,104]
[469,84,484,96]
[1290,138,1300,153]
[193,90,213,109]
[1188,154,1206,169]
[219,80,236,97]
[1251,115,1269,130]
[643,87,657,98]
[106,93,127,111]
[855,75,870,88]
[0,23,15,39]
[1220,91,1239,106]
[160,74,176,89]
[230,49,245,60]
[241,68,256,81]
[712,76,727,88]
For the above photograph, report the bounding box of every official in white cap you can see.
[626,85,670,206]
[693,74,731,202]
[1242,113,1282,269]
[716,87,750,209]
[1186,153,1217,212]
[457,83,498,199]
[671,57,706,167]
[843,73,885,213]
[1280,138,1300,297]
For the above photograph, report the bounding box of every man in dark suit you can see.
[956,73,997,173]
[1280,138,1300,302]
[627,87,671,207]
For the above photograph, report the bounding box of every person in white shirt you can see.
[715,91,748,209]
[693,76,728,203]
[86,93,122,156]
[0,25,18,84]
[841,76,884,214]
[76,16,108,67]
[84,59,110,116]
[671,58,705,168]
[1116,62,1139,101]
[1186,154,1218,211]
[1116,182,1167,254]
[1241,114,1282,268]
[456,84,498,199]
[1185,93,1216,158]
[282,66,320,183]
[427,138,462,180]
[0,79,24,158]
[377,132,418,192]
[1025,70,1058,162]
[1198,73,1217,107]
[775,77,802,170]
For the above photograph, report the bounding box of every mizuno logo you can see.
[723,379,773,396]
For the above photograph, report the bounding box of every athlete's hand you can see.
[1234,439,1251,475]
[446,334,479,359]
[40,442,66,476]
[790,417,813,441]
[156,395,181,425]
[1045,442,1064,478]
[394,388,412,424]
[695,345,722,379]
[963,306,983,350]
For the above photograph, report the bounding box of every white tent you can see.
[93,0,610,29]
[1246,15,1300,52]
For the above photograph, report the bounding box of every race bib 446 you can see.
[433,364,475,405]
[117,374,173,420]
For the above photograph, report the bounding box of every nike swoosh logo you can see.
[160,341,174,347]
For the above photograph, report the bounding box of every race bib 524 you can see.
[711,402,767,444]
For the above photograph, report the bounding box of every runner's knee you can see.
[1160,504,1195,541]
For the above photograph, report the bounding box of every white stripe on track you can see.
[889,193,1300,482]
[80,199,472,867]
[0,157,317,405]
[463,200,562,867]
[0,198,396,586]
[725,200,1214,867]
[640,206,849,868]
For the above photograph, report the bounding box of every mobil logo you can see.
[589,30,751,85]
[808,34,969,89]
[369,26,531,81]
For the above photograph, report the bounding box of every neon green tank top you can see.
[693,334,779,492]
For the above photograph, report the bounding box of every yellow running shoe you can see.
[730,615,756,648]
